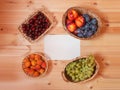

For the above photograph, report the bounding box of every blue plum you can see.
[77,33,84,38]
[83,14,91,22]
[90,18,98,25]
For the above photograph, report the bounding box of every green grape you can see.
[88,68,94,72]
[74,78,79,82]
[69,73,73,77]
[66,71,70,75]
[74,69,79,74]
[71,69,75,74]
[76,63,80,67]
[88,55,95,60]
[71,76,75,81]
[65,55,96,82]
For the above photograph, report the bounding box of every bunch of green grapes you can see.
[65,55,96,82]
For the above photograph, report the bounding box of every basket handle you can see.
[61,71,69,82]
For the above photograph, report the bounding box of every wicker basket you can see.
[61,55,99,83]
[22,52,49,78]
[62,7,102,40]
[19,7,57,43]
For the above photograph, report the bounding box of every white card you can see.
[44,35,80,60]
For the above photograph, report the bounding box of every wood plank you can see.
[0,0,120,90]
[1,11,120,24]
[0,0,120,11]
[0,0,98,11]
[94,78,120,90]
[0,33,45,45]
[0,45,44,56]
[98,0,120,9]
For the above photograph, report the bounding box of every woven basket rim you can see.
[22,52,49,78]
[19,7,57,43]
[62,7,103,40]
[63,55,99,83]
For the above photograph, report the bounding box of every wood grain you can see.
[0,0,120,90]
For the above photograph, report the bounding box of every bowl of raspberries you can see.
[62,7,102,39]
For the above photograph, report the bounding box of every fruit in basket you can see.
[33,71,40,77]
[31,60,37,66]
[24,61,31,68]
[28,69,35,76]
[83,14,91,22]
[90,18,98,25]
[41,62,46,69]
[35,54,41,60]
[39,68,45,74]
[37,59,43,65]
[77,33,84,38]
[65,55,96,82]
[66,19,73,25]
[67,9,78,21]
[67,22,77,32]
[21,11,51,40]
[90,24,98,31]
[35,65,41,70]
[64,8,99,39]
[22,53,47,77]
[75,15,98,38]
[75,16,85,27]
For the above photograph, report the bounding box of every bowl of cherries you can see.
[62,7,102,39]
[19,7,56,43]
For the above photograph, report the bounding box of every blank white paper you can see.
[44,35,80,60]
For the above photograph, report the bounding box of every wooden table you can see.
[0,0,120,90]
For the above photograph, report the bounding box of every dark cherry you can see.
[21,11,51,40]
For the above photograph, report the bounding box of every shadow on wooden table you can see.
[94,53,105,78]
[46,60,53,76]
